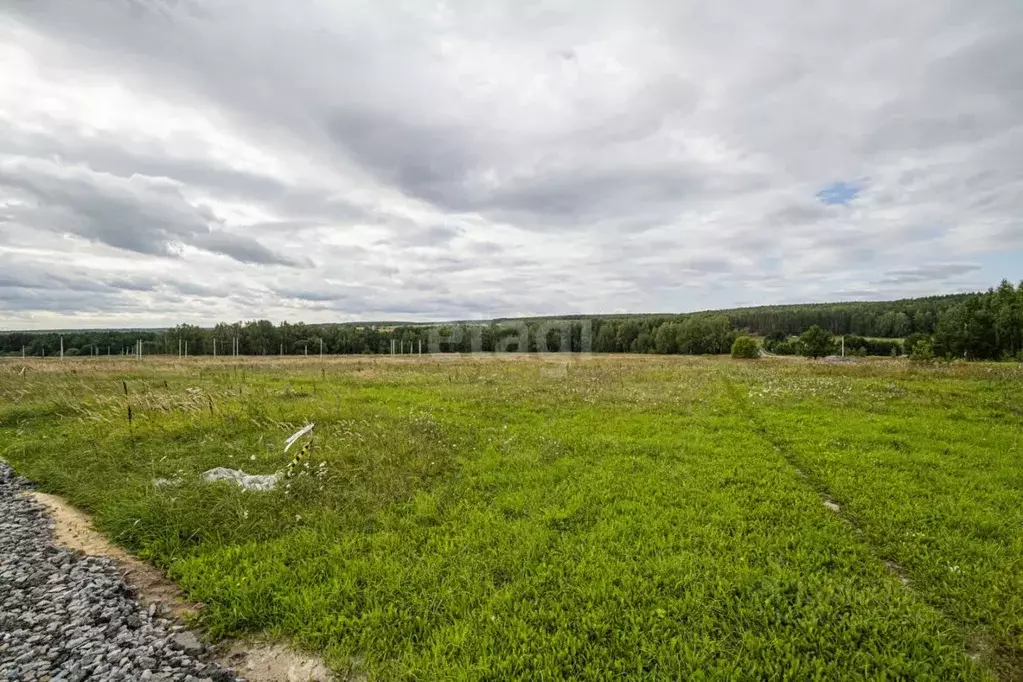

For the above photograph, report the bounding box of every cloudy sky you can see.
[1,0,1021,329]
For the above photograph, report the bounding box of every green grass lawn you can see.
[1,355,1020,680]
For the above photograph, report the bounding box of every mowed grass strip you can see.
[0,356,1012,680]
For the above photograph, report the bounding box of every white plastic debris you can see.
[284,423,315,452]
[202,467,280,491]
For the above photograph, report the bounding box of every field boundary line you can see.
[720,378,851,525]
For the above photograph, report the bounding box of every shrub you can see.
[910,341,935,364]
[772,340,802,356]
[731,336,760,359]
[844,335,904,356]
[904,333,930,356]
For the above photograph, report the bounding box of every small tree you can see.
[731,336,760,359]
[800,325,834,358]
[910,340,935,364]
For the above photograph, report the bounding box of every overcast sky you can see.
[1,0,1021,329]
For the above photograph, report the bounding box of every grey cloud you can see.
[171,281,223,297]
[0,121,369,233]
[1,123,282,201]
[0,260,158,316]
[100,276,161,293]
[379,224,465,248]
[326,111,482,210]
[465,241,504,256]
[190,232,311,268]
[879,263,982,284]
[769,202,834,226]
[0,273,51,291]
[480,166,705,225]
[0,256,221,303]
[274,288,345,303]
[0,258,129,294]
[679,257,733,274]
[0,159,305,267]
[0,288,121,314]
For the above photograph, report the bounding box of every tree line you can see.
[1,282,1020,360]
[715,293,973,337]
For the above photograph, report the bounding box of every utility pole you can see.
[178,338,182,358]
[213,339,217,358]
[184,341,188,357]
[60,336,64,359]
[841,336,845,358]
[419,339,422,355]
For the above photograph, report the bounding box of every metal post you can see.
[60,336,64,359]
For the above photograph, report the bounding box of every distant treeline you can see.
[1,281,1021,360]
[709,294,977,337]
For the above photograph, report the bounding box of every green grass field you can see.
[1,355,1021,680]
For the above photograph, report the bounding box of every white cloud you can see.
[0,0,1020,329]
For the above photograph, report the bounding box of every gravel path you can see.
[0,463,240,682]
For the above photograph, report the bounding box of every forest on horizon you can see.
[1,283,1020,361]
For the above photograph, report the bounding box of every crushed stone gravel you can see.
[1,462,241,682]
